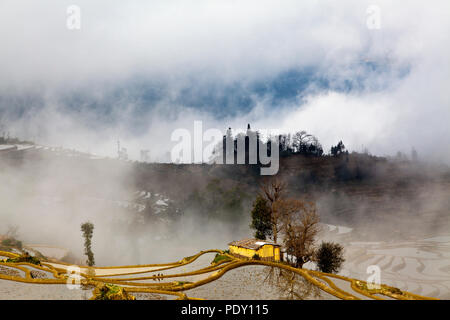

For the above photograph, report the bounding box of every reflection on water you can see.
[264,267,322,300]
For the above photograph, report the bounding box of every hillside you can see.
[1,144,450,298]
[1,144,450,241]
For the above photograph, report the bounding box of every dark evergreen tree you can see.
[331,141,346,157]
[250,195,272,240]
[81,222,95,266]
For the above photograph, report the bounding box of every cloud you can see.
[0,1,449,162]
[0,0,409,85]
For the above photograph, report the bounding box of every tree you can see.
[260,178,287,243]
[250,195,272,240]
[81,222,95,266]
[292,131,312,154]
[307,136,324,156]
[278,134,294,156]
[277,199,320,268]
[331,141,346,157]
[315,242,345,274]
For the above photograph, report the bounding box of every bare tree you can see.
[260,178,287,243]
[277,199,320,268]
[292,131,312,153]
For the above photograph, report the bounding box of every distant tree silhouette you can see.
[217,125,324,163]
[396,151,406,161]
[292,131,312,154]
[331,141,346,157]
[411,147,418,162]
[306,136,324,157]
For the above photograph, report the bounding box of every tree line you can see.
[214,124,349,164]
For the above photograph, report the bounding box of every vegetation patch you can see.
[174,281,193,286]
[6,253,41,266]
[92,283,136,300]
[1,238,22,249]
[212,254,231,264]
[355,280,406,298]
[183,255,196,263]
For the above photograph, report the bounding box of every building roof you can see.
[228,238,281,250]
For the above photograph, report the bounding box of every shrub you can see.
[212,254,231,264]
[315,242,345,274]
[6,252,41,266]
[92,283,135,300]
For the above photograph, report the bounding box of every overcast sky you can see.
[0,1,449,162]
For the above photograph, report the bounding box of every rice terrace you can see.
[0,243,440,300]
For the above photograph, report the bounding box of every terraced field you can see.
[342,237,450,299]
[0,247,437,300]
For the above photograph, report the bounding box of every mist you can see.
[0,148,254,265]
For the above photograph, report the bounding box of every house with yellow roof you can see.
[228,238,282,262]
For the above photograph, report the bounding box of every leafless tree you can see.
[276,199,320,268]
[260,178,287,243]
[292,131,312,153]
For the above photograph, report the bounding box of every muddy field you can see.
[321,226,450,299]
